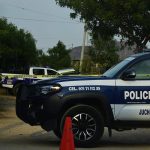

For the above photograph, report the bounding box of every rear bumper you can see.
[16,85,63,131]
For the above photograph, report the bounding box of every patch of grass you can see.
[0,87,7,95]
[0,95,15,112]
[0,107,6,111]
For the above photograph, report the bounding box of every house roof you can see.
[69,46,90,61]
[69,42,135,61]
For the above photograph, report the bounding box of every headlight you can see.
[40,84,61,95]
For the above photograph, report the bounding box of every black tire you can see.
[60,104,104,147]
[13,83,21,96]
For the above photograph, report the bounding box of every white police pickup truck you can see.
[2,67,76,95]
[1,67,67,95]
[16,52,150,147]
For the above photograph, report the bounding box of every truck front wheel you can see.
[60,104,104,147]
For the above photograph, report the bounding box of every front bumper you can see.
[16,84,63,131]
[2,84,13,89]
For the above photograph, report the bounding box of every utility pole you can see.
[80,23,87,73]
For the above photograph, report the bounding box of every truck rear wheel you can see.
[60,104,104,147]
[13,83,22,95]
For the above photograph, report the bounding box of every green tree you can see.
[37,49,50,67]
[89,37,119,73]
[0,18,37,72]
[55,0,150,51]
[47,41,71,69]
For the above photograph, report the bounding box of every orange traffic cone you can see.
[59,116,75,150]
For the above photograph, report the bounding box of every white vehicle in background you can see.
[57,68,77,75]
[1,67,76,95]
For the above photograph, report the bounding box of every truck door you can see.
[115,58,150,121]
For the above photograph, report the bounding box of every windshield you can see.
[103,57,135,78]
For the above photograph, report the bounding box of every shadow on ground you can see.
[1,130,150,149]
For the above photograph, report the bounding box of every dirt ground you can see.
[0,91,61,150]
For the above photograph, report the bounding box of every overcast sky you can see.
[0,0,84,52]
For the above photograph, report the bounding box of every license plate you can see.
[7,80,12,85]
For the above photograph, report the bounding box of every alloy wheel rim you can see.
[71,113,96,141]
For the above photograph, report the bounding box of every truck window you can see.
[33,69,44,75]
[103,57,135,78]
[129,59,150,79]
[47,70,58,75]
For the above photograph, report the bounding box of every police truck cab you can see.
[16,52,150,147]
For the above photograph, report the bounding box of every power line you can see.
[35,36,81,39]
[35,37,58,40]
[0,16,81,24]
[3,2,80,23]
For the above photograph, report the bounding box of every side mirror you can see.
[121,69,136,80]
